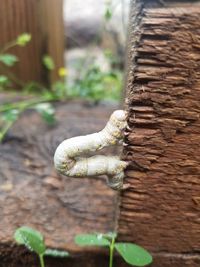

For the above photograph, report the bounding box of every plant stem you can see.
[39,254,45,267]
[0,95,54,113]
[109,236,115,267]
[0,120,14,142]
[0,88,68,143]
[1,40,17,53]
[0,95,56,143]
[0,64,25,88]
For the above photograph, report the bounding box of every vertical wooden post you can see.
[119,1,200,266]
[39,0,65,83]
[0,0,64,86]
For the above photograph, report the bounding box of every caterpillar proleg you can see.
[54,110,128,190]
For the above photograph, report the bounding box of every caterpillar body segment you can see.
[54,110,128,190]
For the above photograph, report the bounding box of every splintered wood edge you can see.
[118,0,200,263]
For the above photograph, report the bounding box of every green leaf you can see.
[53,80,67,99]
[2,109,19,122]
[23,81,44,93]
[43,55,55,70]
[14,226,46,255]
[0,54,18,66]
[0,75,9,84]
[115,243,153,267]
[104,7,112,21]
[16,33,31,46]
[44,249,69,258]
[104,49,113,59]
[75,234,110,247]
[34,103,56,125]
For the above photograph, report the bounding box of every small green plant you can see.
[0,98,56,142]
[75,232,152,267]
[104,1,113,21]
[14,226,69,267]
[0,33,69,142]
[42,55,55,70]
[0,32,122,142]
[68,57,122,103]
[0,33,32,88]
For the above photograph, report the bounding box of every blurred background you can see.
[0,0,130,142]
[64,0,130,103]
[0,0,130,105]
[0,0,131,254]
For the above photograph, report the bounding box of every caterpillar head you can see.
[106,110,127,140]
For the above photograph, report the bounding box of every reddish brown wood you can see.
[39,0,65,83]
[119,1,200,266]
[0,0,64,86]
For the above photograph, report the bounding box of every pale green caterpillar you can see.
[54,110,128,190]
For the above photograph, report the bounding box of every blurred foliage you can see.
[34,103,56,125]
[0,33,59,142]
[0,0,124,142]
[42,55,55,70]
[16,33,32,47]
[69,64,122,103]
[104,0,113,21]
[0,54,18,66]
[67,47,123,103]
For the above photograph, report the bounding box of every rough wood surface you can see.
[0,98,120,266]
[0,0,64,85]
[119,1,200,266]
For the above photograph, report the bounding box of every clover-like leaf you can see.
[115,243,152,267]
[104,7,112,21]
[0,75,9,84]
[0,54,18,66]
[14,226,46,255]
[16,33,31,46]
[43,55,55,70]
[44,249,69,258]
[2,109,19,122]
[34,103,56,125]
[75,234,110,247]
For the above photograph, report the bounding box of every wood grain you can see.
[0,0,64,86]
[119,1,200,266]
[39,0,65,83]
[0,99,119,261]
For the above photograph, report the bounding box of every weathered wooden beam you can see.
[119,1,200,266]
